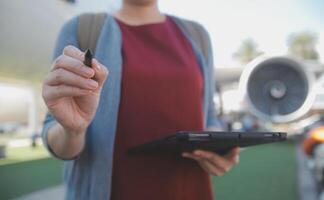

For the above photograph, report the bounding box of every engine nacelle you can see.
[239,56,316,123]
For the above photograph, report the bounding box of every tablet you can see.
[128,131,287,155]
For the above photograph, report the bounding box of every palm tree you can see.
[287,31,319,60]
[233,38,264,65]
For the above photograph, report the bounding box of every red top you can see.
[111,16,213,200]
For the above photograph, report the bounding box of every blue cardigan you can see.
[42,14,220,200]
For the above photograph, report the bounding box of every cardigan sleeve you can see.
[41,16,81,161]
[193,23,224,129]
[205,30,223,128]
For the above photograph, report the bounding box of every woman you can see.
[41,0,240,199]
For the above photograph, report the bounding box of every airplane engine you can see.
[239,56,316,123]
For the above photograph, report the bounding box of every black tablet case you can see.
[128,131,287,155]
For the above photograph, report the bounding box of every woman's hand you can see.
[42,45,109,135]
[182,147,240,176]
[42,45,109,159]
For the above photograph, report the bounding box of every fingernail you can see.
[93,59,101,70]
[83,67,94,76]
[87,79,98,89]
[234,156,240,164]
[87,90,93,94]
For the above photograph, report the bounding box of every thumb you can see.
[225,147,240,159]
[92,59,109,88]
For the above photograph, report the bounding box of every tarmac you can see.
[14,185,64,200]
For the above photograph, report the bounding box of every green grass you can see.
[0,146,63,199]
[0,158,64,200]
[212,141,297,200]
[0,146,50,166]
[0,142,297,200]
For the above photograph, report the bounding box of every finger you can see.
[225,147,240,158]
[63,45,108,88]
[183,152,228,176]
[183,152,225,176]
[224,148,240,163]
[92,59,109,88]
[44,68,99,90]
[43,85,91,100]
[233,155,240,164]
[182,152,203,161]
[197,160,212,174]
[194,150,233,172]
[198,159,225,176]
[63,45,85,61]
[53,55,95,78]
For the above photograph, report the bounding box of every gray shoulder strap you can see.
[77,14,210,61]
[77,12,107,52]
[180,20,210,61]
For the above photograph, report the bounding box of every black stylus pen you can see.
[84,49,93,67]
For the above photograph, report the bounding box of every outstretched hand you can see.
[42,45,109,135]
[182,147,240,176]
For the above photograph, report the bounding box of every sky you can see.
[78,0,324,67]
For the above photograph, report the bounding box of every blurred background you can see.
[0,0,323,199]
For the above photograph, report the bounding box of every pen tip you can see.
[84,49,93,67]
[85,49,92,57]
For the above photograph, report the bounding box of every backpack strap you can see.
[180,20,210,62]
[77,13,210,62]
[77,12,107,52]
